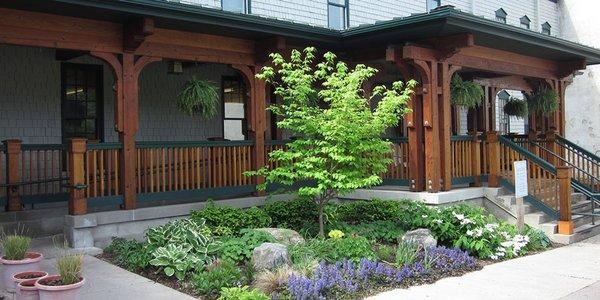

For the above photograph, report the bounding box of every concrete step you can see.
[539,221,557,235]
[508,203,536,215]
[550,222,600,244]
[525,212,552,225]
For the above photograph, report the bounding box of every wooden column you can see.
[546,128,559,166]
[487,131,500,187]
[68,138,87,215]
[412,60,441,192]
[557,166,573,235]
[469,131,482,187]
[91,52,160,210]
[4,139,22,211]
[439,63,452,191]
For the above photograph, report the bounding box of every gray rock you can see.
[255,228,305,245]
[252,242,291,271]
[401,228,437,248]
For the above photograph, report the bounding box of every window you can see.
[520,15,531,29]
[426,0,441,12]
[541,22,552,35]
[328,0,348,30]
[495,8,507,23]
[222,76,247,140]
[221,0,248,13]
[61,63,103,143]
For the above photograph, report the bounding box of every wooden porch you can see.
[1,3,600,237]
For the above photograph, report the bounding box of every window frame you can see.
[221,0,250,14]
[495,8,507,24]
[221,75,248,141]
[541,22,552,35]
[327,0,349,30]
[60,62,104,143]
[426,0,441,12]
[520,15,531,29]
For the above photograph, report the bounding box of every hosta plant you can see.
[149,244,206,280]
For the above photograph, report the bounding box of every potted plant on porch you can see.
[525,86,558,116]
[450,75,484,108]
[503,97,528,118]
[35,252,85,300]
[177,76,219,119]
[1,234,43,292]
[13,271,48,300]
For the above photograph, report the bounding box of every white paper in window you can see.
[224,119,245,141]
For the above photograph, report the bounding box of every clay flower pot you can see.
[35,275,85,300]
[1,252,43,292]
[13,271,48,293]
[17,279,43,300]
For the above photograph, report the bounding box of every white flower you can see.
[422,214,428,218]
[490,254,499,260]
[466,230,474,236]
[485,223,499,232]
[460,218,474,225]
[501,241,514,248]
[433,219,443,224]
[452,212,465,221]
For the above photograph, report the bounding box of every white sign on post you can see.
[513,160,528,232]
[514,160,528,198]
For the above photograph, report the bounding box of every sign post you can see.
[514,160,528,232]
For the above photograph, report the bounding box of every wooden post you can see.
[68,138,87,215]
[252,78,267,195]
[557,166,573,235]
[528,128,539,156]
[439,63,452,191]
[4,139,22,211]
[487,131,500,187]
[546,127,559,166]
[120,53,138,210]
[469,131,482,187]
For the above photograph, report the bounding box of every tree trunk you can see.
[318,201,325,237]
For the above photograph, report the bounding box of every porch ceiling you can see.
[2,1,600,65]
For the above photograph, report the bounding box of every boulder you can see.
[252,242,291,271]
[255,228,305,245]
[401,228,437,248]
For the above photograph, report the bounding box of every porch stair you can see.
[491,190,600,244]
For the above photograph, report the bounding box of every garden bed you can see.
[98,198,552,300]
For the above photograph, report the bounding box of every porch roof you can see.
[4,0,600,65]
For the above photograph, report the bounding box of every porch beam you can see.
[425,33,474,61]
[473,76,534,92]
[124,17,154,53]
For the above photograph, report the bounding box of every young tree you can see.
[251,47,416,236]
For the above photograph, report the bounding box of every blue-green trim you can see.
[500,178,559,220]
[0,196,5,206]
[382,178,410,186]
[451,135,473,141]
[451,176,475,185]
[265,140,292,146]
[137,185,256,202]
[557,135,600,164]
[21,193,69,205]
[87,142,123,150]
[499,136,556,173]
[136,140,254,148]
[88,195,124,207]
[21,144,65,151]
[385,137,409,143]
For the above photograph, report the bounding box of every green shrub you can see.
[327,199,402,224]
[375,244,395,262]
[191,203,271,235]
[146,219,216,279]
[289,235,376,264]
[1,235,31,260]
[192,260,245,296]
[523,226,552,251]
[104,238,152,271]
[262,197,318,231]
[218,286,270,300]
[329,220,404,243]
[216,229,276,263]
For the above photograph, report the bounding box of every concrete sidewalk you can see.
[1,236,193,300]
[369,237,600,300]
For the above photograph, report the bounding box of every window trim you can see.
[520,15,531,29]
[221,75,248,140]
[495,8,507,24]
[327,0,349,30]
[60,62,104,143]
[541,22,552,35]
[221,0,250,14]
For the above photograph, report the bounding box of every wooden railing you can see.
[20,144,68,198]
[135,141,254,194]
[498,136,561,215]
[85,143,122,198]
[0,144,6,201]
[384,138,409,181]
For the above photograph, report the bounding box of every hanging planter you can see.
[177,76,219,119]
[503,97,528,118]
[450,75,484,108]
[525,87,558,116]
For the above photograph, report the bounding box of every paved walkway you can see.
[369,236,600,300]
[1,236,193,300]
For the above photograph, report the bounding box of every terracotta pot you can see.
[1,252,43,292]
[13,271,48,292]
[35,275,85,300]
[17,279,42,300]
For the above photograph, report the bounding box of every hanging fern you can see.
[525,87,558,116]
[177,76,219,119]
[503,97,528,118]
[451,75,484,108]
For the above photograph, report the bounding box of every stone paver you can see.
[369,240,600,300]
